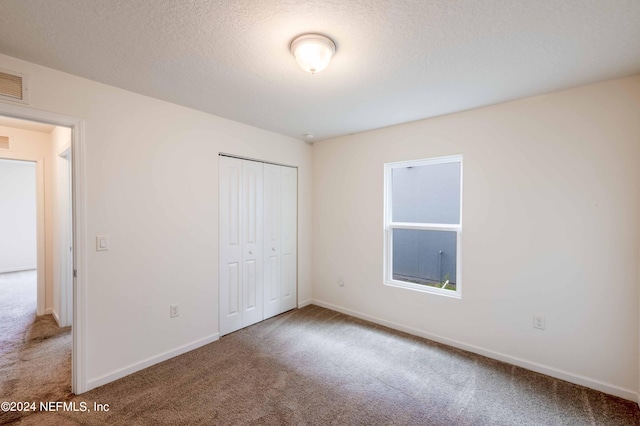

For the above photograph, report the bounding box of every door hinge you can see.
[73,269,77,278]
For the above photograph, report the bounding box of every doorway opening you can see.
[0,115,75,407]
[0,101,86,396]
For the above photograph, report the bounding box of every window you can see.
[384,155,462,297]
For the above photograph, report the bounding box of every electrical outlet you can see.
[170,304,179,318]
[533,315,545,330]
[338,277,345,287]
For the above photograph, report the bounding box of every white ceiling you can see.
[0,1,638,141]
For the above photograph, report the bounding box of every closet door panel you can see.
[219,157,243,335]
[281,166,297,312]
[263,164,282,319]
[241,160,264,327]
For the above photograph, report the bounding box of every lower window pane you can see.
[392,229,457,291]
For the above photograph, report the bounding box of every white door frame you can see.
[0,102,87,394]
[58,146,73,327]
[0,156,45,315]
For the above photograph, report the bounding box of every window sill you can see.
[384,279,462,299]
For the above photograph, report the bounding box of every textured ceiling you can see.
[0,0,639,141]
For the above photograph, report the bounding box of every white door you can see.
[241,159,264,327]
[263,164,282,319]
[219,157,264,335]
[263,164,297,319]
[59,149,73,327]
[219,157,296,335]
[280,166,297,313]
[65,154,73,325]
[219,157,243,335]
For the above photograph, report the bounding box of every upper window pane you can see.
[391,161,461,224]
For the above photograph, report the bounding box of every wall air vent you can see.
[0,135,10,150]
[0,69,27,103]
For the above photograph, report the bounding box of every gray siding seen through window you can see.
[391,163,460,285]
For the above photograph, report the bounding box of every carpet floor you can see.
[0,270,72,425]
[5,303,639,425]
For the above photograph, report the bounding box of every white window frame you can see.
[383,154,463,298]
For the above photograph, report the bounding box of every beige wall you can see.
[0,53,312,390]
[1,50,637,400]
[0,124,54,311]
[312,75,640,400]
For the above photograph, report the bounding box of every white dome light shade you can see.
[290,34,336,74]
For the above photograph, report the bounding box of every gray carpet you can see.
[0,270,72,425]
[6,303,638,425]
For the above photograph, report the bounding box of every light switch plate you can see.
[96,235,109,251]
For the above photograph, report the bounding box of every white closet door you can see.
[263,164,282,319]
[219,157,243,335]
[220,158,264,335]
[264,164,297,319]
[280,166,297,312]
[220,157,296,334]
[241,160,264,328]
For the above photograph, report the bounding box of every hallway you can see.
[0,270,71,424]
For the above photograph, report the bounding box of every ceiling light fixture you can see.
[290,34,336,74]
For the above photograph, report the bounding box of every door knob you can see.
[249,250,253,255]
[272,247,275,251]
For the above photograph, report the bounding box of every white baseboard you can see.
[86,333,219,392]
[45,307,53,315]
[0,266,37,274]
[298,299,313,308]
[310,299,638,402]
[51,309,60,326]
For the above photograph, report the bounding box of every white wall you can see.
[0,53,312,390]
[312,75,640,400]
[0,159,36,272]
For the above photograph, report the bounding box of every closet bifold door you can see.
[264,164,297,320]
[241,159,264,328]
[219,157,264,336]
[263,164,282,319]
[280,166,297,313]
